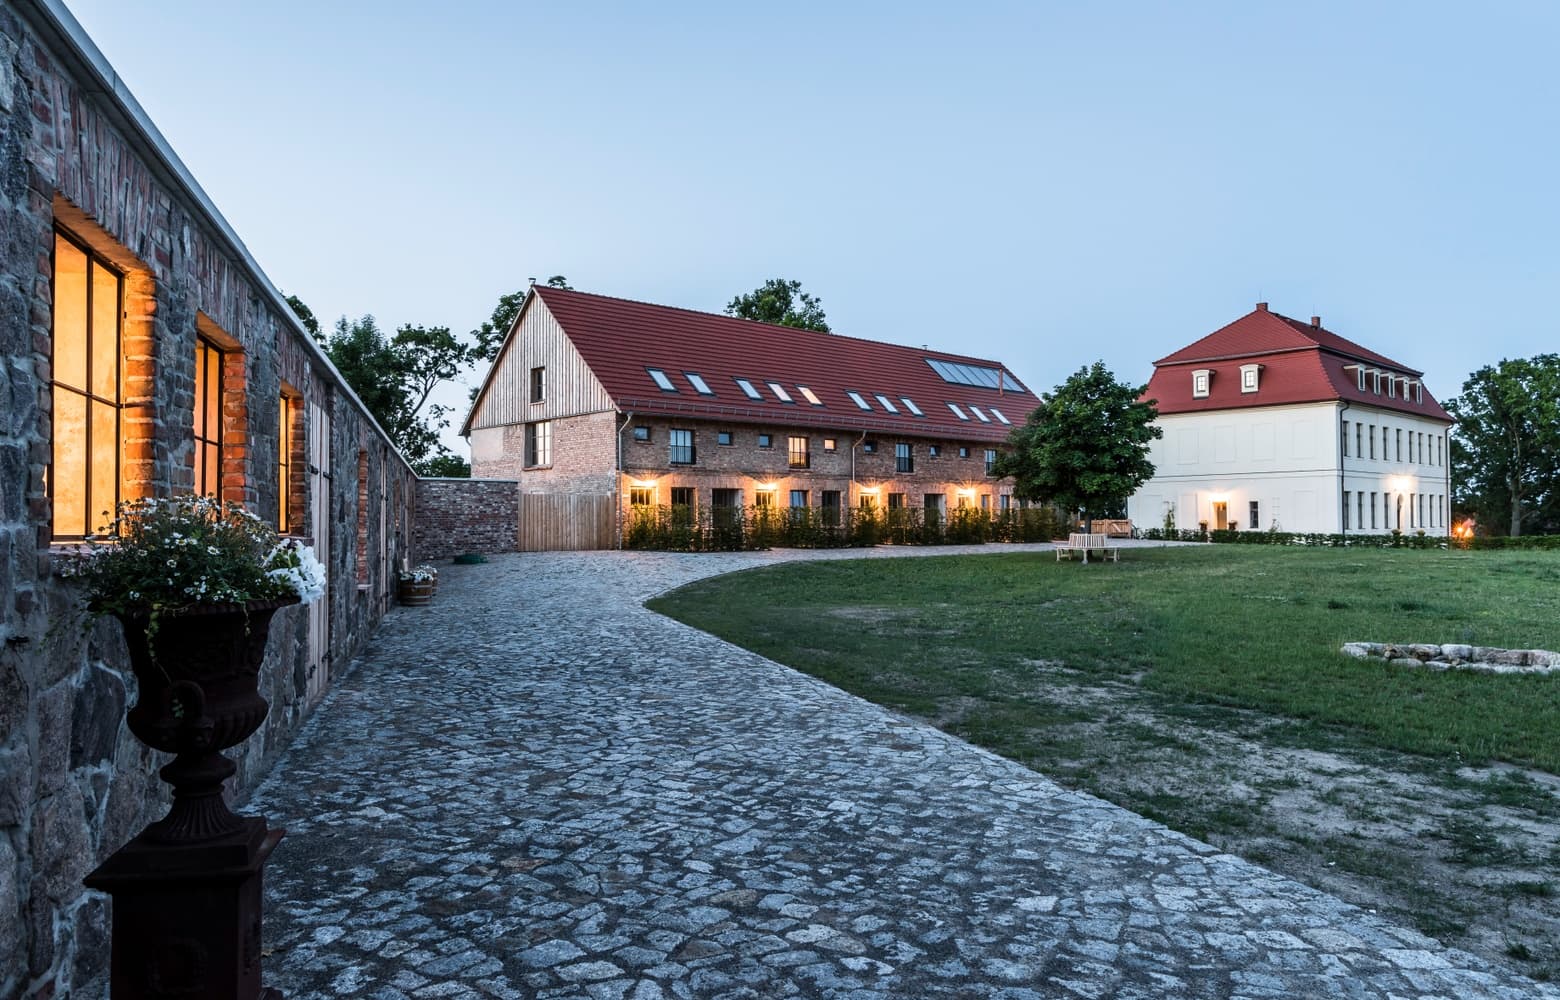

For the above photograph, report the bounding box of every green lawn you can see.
[648,545,1560,772]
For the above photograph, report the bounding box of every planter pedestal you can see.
[85,819,284,1000]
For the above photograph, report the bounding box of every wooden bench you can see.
[1055,532,1120,563]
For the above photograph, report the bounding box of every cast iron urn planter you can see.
[85,597,297,1000]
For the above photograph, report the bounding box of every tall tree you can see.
[991,362,1161,527]
[1447,355,1560,536]
[284,293,322,340]
[318,313,472,477]
[726,278,830,332]
[471,276,571,364]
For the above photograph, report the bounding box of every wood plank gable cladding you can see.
[464,286,1040,547]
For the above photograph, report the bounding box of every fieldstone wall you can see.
[1342,642,1560,675]
[0,4,419,996]
[413,478,520,561]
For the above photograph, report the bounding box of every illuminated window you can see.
[630,486,653,507]
[525,420,552,466]
[278,393,295,531]
[823,438,837,452]
[797,385,823,406]
[194,336,225,497]
[50,230,123,539]
[669,428,695,465]
[754,490,775,509]
[789,436,809,469]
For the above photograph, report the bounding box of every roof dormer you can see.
[1240,363,1262,394]
[1192,368,1212,398]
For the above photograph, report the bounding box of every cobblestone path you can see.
[251,547,1557,999]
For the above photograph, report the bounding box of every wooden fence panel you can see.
[518,493,616,551]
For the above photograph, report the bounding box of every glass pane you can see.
[91,400,117,531]
[52,390,87,536]
[53,236,88,391]
[204,344,222,436]
[91,261,119,400]
[193,343,207,439]
[203,443,219,497]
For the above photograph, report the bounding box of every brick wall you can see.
[0,5,419,996]
[470,409,619,495]
[413,478,520,561]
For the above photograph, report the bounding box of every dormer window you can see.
[1414,382,1423,404]
[1240,363,1261,394]
[1192,369,1211,398]
[1371,370,1381,394]
[1387,375,1396,399]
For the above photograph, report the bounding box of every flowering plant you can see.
[398,564,438,584]
[63,495,327,621]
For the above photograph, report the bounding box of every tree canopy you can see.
[991,362,1161,522]
[726,278,830,332]
[1447,354,1560,536]
[471,276,570,364]
[313,312,471,477]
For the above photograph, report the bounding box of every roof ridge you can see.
[534,284,1013,369]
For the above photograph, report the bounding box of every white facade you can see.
[1128,401,1453,536]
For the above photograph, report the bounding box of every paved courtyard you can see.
[250,546,1558,999]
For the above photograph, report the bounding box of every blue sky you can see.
[66,1,1560,455]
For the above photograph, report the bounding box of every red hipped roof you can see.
[1144,305,1452,422]
[472,285,1036,442]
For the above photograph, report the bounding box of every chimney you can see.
[1310,315,1321,328]
[1255,301,1268,312]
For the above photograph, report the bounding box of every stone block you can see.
[34,678,72,793]
[0,834,20,986]
[30,784,89,906]
[0,746,28,827]
[69,892,108,994]
[0,641,26,744]
[100,769,152,855]
[69,666,124,770]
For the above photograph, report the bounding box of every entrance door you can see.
[1213,501,1229,531]
[306,400,331,703]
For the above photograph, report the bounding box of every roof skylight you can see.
[685,372,714,395]
[874,394,899,413]
[846,391,872,411]
[767,382,794,403]
[647,368,676,392]
[969,405,991,423]
[797,385,824,406]
[735,378,763,400]
[926,358,1027,393]
[900,396,924,416]
[947,402,969,420]
[989,406,1010,425]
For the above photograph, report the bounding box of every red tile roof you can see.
[1144,305,1452,422]
[479,285,1036,442]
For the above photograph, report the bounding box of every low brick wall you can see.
[414,479,520,561]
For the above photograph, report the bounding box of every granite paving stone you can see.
[248,545,1558,998]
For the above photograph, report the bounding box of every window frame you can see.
[668,428,695,465]
[788,435,810,469]
[525,420,553,468]
[895,442,913,473]
[530,365,546,403]
[49,228,125,541]
[1192,369,1211,398]
[194,334,225,499]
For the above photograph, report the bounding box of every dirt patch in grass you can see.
[1005,666,1560,981]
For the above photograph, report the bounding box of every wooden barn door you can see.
[306,401,332,703]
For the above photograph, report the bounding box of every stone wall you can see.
[413,478,520,561]
[0,4,419,996]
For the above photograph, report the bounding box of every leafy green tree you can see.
[991,362,1161,529]
[318,314,472,477]
[726,278,830,332]
[284,294,322,340]
[471,276,571,364]
[1447,355,1560,536]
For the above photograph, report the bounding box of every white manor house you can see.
[1127,303,1453,537]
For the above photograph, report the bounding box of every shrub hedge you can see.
[622,504,1072,551]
